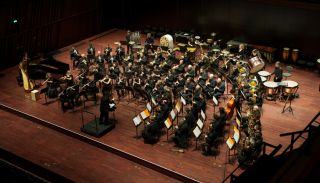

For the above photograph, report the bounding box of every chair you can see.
[283,66,293,79]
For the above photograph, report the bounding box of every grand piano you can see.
[28,55,69,80]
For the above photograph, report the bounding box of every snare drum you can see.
[281,80,299,94]
[263,81,279,100]
[249,57,265,73]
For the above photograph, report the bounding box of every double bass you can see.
[225,97,235,120]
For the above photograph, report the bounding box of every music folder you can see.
[201,110,206,120]
[226,137,235,149]
[197,119,204,129]
[175,101,182,113]
[170,110,176,120]
[133,115,142,127]
[140,109,150,120]
[146,102,152,112]
[164,118,172,129]
[212,96,218,106]
[180,96,186,106]
[233,126,240,143]
[193,126,202,139]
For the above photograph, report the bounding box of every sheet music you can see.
[151,97,158,106]
[181,96,186,106]
[146,103,152,112]
[201,110,206,120]
[164,118,172,129]
[212,96,218,106]
[197,119,204,129]
[140,109,150,120]
[170,110,176,120]
[236,117,241,127]
[175,102,181,113]
[193,126,201,138]
[234,130,240,143]
[109,103,116,108]
[226,137,235,149]
[133,116,142,127]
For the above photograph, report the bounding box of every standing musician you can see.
[78,54,88,72]
[87,43,96,63]
[115,74,125,100]
[271,61,283,82]
[104,44,112,61]
[238,44,248,60]
[144,33,155,54]
[60,70,74,87]
[126,30,132,54]
[99,92,111,124]
[115,43,125,64]
[41,73,59,99]
[70,47,80,68]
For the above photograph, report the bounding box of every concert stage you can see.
[0,29,319,182]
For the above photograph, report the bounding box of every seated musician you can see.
[175,60,185,74]
[172,107,198,148]
[202,107,227,155]
[70,47,80,68]
[87,43,96,63]
[142,100,172,144]
[271,61,283,82]
[198,68,208,86]
[144,33,155,53]
[185,65,195,78]
[204,74,216,97]
[103,45,112,61]
[212,78,225,99]
[182,52,192,66]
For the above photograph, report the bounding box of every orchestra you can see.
[24,30,300,166]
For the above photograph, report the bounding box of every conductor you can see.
[99,93,110,124]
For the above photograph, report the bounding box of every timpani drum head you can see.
[282,80,298,88]
[263,81,278,88]
[258,70,271,77]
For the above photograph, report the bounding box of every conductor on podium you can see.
[99,93,110,124]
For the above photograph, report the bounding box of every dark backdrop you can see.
[1,0,319,70]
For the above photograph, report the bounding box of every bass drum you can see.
[248,57,265,73]
[160,34,174,49]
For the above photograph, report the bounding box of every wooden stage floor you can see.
[0,29,319,182]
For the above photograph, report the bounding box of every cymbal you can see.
[114,41,120,45]
[195,36,200,40]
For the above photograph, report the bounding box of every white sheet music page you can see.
[201,110,206,120]
[133,116,142,126]
[193,126,201,138]
[197,119,204,129]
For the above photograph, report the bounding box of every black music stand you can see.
[282,87,299,115]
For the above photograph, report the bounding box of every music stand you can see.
[193,126,202,150]
[164,117,173,141]
[212,96,218,114]
[282,86,299,115]
[133,115,142,138]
